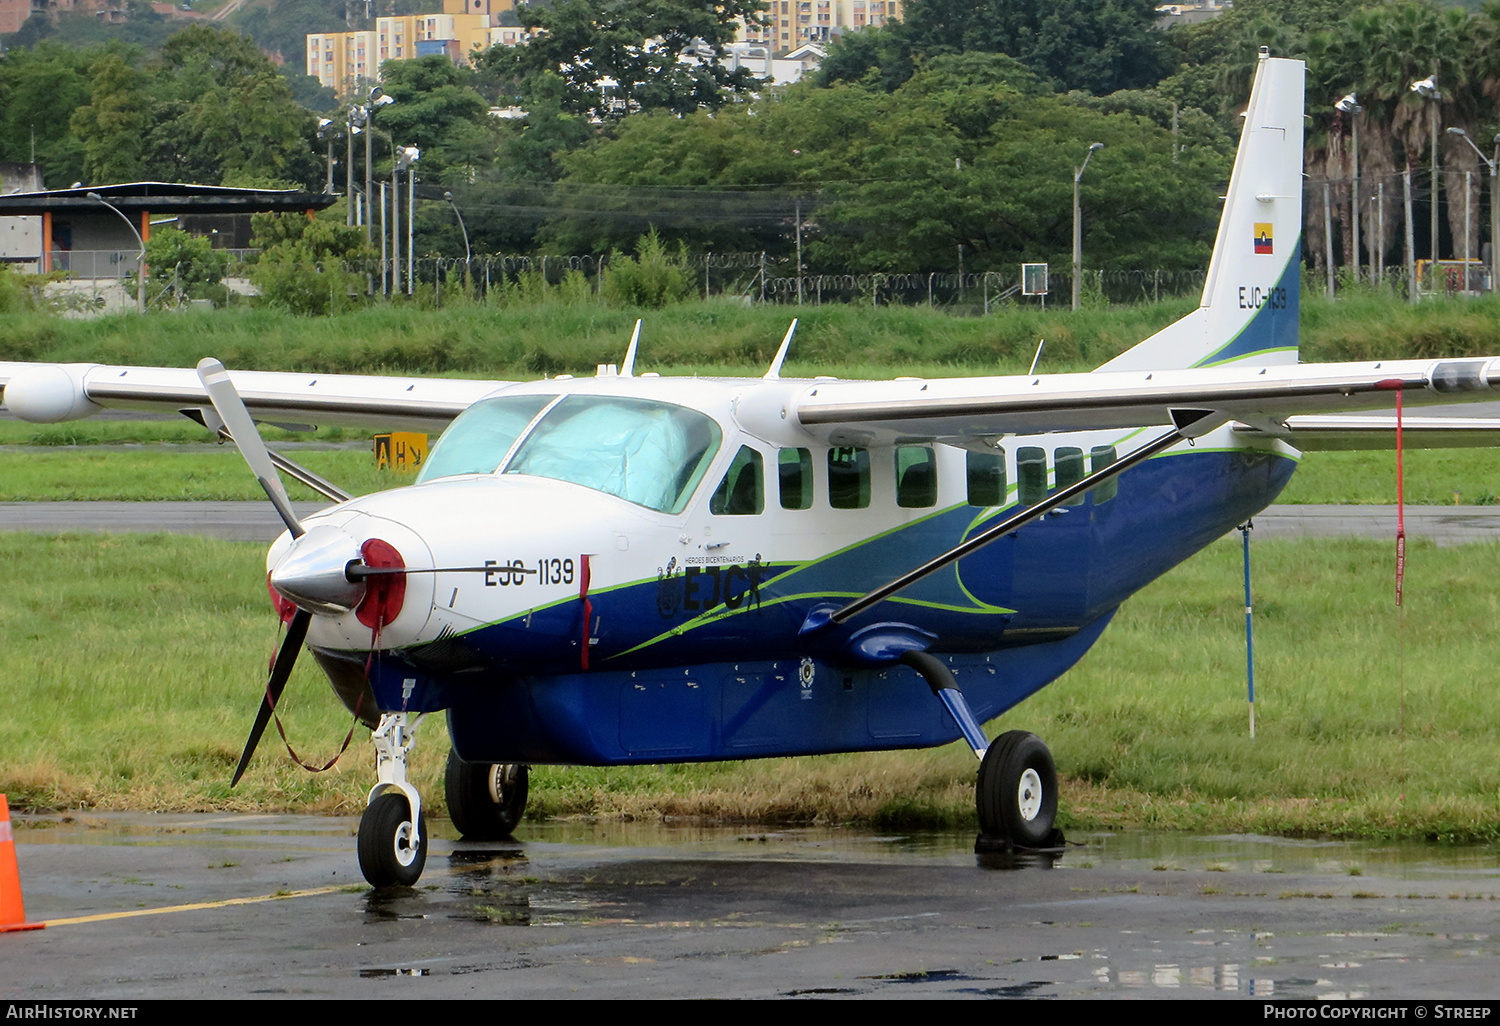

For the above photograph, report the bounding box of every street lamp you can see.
[1446,126,1497,294]
[1337,92,1362,284]
[1072,141,1103,312]
[317,118,337,196]
[444,191,471,285]
[364,89,394,244]
[1411,73,1441,280]
[346,104,368,227]
[391,145,420,295]
[86,191,145,314]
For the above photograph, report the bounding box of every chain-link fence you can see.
[48,247,1216,312]
[342,253,1212,310]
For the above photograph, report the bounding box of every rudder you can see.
[1099,50,1305,373]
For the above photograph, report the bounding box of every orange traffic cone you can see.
[0,794,44,932]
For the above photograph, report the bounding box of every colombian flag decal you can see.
[1253,223,1273,254]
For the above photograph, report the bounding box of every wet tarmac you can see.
[5,814,1500,999]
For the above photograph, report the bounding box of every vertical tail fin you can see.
[1099,51,1305,373]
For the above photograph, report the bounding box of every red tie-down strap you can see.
[579,554,592,671]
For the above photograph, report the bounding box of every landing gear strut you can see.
[358,712,428,887]
[900,651,1064,852]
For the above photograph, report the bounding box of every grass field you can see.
[2,531,1496,842]
[4,289,1500,378]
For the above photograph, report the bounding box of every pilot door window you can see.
[710,445,765,515]
[827,447,870,509]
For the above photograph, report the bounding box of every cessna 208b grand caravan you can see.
[5,52,1500,887]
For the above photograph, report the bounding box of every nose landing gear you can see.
[358,712,428,888]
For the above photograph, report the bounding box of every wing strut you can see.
[812,409,1222,631]
[182,407,353,503]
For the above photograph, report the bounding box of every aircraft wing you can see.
[784,357,1500,446]
[0,362,511,433]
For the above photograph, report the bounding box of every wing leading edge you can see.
[785,358,1500,448]
[0,362,511,433]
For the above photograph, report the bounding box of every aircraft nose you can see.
[269,524,367,615]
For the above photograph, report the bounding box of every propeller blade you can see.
[231,608,311,787]
[195,358,304,538]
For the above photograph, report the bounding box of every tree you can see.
[818,0,1168,95]
[148,26,318,187]
[376,57,496,181]
[69,53,152,184]
[249,211,371,315]
[543,64,1232,272]
[143,225,228,304]
[0,42,94,187]
[478,0,766,120]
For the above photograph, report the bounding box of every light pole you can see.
[444,190,471,284]
[1411,74,1441,286]
[364,89,394,244]
[86,191,145,314]
[346,104,367,227]
[1446,126,1497,293]
[1072,141,1103,312]
[391,145,419,296]
[1337,93,1361,284]
[317,118,337,196]
[406,148,419,295]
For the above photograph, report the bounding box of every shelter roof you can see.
[0,183,338,217]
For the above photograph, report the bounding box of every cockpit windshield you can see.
[416,394,552,482]
[417,393,722,514]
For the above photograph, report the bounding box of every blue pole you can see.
[1241,520,1255,738]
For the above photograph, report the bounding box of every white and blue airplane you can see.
[5,52,1500,886]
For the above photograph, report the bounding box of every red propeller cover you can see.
[356,538,406,630]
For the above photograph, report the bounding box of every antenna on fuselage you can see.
[1027,338,1046,376]
[764,319,798,380]
[620,319,642,377]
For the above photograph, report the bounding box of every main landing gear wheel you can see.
[358,791,427,887]
[976,730,1061,850]
[445,751,529,840]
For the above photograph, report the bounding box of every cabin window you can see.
[1090,445,1119,503]
[828,447,870,509]
[895,446,936,508]
[499,395,721,513]
[1016,446,1047,505]
[711,445,765,515]
[966,448,1006,507]
[416,394,552,483]
[1054,446,1086,506]
[778,447,813,510]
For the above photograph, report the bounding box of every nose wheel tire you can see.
[358,792,427,887]
[445,751,529,841]
[976,730,1059,849]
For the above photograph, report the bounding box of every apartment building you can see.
[307,0,523,95]
[740,0,904,55]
